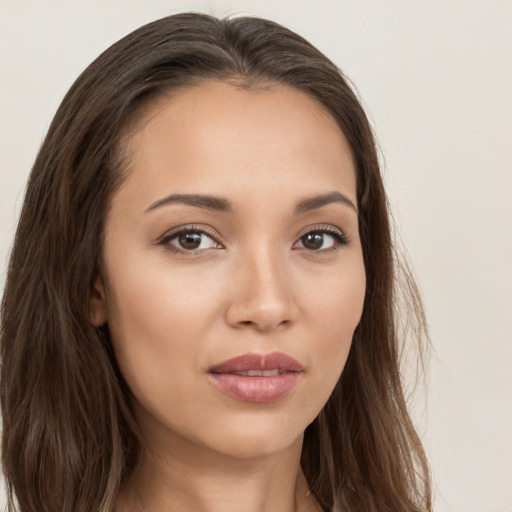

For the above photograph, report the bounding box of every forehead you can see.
[116,81,356,211]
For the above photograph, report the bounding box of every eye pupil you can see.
[302,233,323,250]
[179,232,202,249]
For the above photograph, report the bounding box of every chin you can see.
[192,408,311,460]
[210,428,304,460]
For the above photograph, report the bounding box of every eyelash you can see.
[295,226,349,253]
[157,225,220,258]
[157,224,349,257]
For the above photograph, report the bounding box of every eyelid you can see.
[293,224,349,252]
[157,224,223,252]
[296,224,346,240]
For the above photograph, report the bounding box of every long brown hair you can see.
[1,13,431,512]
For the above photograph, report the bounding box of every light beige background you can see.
[1,1,511,510]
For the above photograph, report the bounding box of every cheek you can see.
[103,256,221,403]
[106,247,220,337]
[306,253,366,342]
[296,252,366,410]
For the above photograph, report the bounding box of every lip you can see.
[208,352,303,403]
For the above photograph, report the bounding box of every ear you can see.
[90,275,108,326]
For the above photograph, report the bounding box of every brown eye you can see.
[301,232,324,250]
[162,229,219,253]
[178,232,203,250]
[295,229,348,252]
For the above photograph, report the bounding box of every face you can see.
[93,81,366,459]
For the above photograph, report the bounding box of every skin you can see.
[92,81,366,512]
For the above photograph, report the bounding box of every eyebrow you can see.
[294,191,357,214]
[145,194,231,213]
[144,191,357,214]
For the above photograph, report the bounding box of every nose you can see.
[225,245,299,333]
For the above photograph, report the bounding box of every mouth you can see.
[208,352,303,403]
[229,369,284,376]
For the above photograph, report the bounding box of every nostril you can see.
[226,293,299,331]
[237,318,291,331]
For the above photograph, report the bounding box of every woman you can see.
[0,12,431,512]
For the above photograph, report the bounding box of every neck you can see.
[115,427,318,512]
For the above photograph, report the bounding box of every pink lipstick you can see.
[208,352,303,403]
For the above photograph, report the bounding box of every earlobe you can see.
[90,275,108,326]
